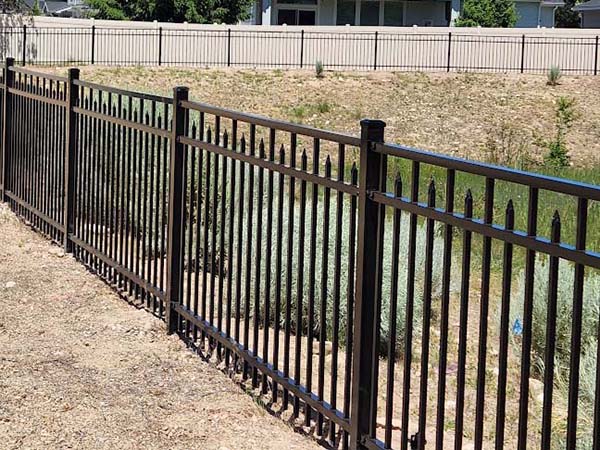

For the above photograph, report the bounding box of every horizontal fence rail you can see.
[1,61,600,450]
[1,26,600,74]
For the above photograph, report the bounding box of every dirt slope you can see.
[0,203,320,450]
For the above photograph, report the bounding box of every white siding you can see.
[582,11,600,28]
[539,6,556,28]
[516,2,540,28]
[319,0,336,25]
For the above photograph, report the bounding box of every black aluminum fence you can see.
[1,60,600,450]
[2,25,600,74]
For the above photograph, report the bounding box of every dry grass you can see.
[42,66,600,167]
[0,203,321,450]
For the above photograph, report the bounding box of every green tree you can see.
[84,0,253,24]
[556,0,583,28]
[31,0,41,15]
[85,0,127,20]
[455,0,518,28]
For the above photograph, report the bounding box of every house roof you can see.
[22,0,88,14]
[45,1,72,13]
[574,0,600,11]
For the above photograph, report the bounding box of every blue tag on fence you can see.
[512,318,523,336]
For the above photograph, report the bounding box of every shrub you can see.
[455,0,518,28]
[547,65,562,86]
[540,96,577,168]
[483,122,533,169]
[511,257,600,444]
[216,166,448,359]
[315,60,324,78]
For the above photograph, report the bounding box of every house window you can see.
[336,0,408,27]
[278,9,316,24]
[337,1,356,25]
[277,0,317,25]
[384,1,403,26]
[360,0,380,25]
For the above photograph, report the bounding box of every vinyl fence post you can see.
[373,31,378,71]
[22,25,26,66]
[350,119,386,450]
[447,32,452,72]
[227,28,232,67]
[594,35,599,76]
[165,86,189,334]
[1,57,14,202]
[158,27,163,66]
[300,29,305,68]
[520,34,526,74]
[63,68,80,253]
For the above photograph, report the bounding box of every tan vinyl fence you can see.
[1,16,599,74]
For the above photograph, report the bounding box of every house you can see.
[573,0,600,28]
[22,0,89,17]
[251,0,563,28]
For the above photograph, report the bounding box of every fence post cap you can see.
[360,119,386,129]
[360,119,386,143]
[68,67,80,78]
[173,86,189,95]
[5,57,15,66]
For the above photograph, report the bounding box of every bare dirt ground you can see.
[0,203,321,450]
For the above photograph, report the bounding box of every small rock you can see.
[529,378,544,403]
[49,247,65,257]
[5,281,16,288]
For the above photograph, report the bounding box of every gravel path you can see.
[0,203,320,450]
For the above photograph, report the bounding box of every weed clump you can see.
[483,122,532,169]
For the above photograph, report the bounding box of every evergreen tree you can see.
[556,0,583,28]
[31,0,42,15]
[455,0,518,28]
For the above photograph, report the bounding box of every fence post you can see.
[373,31,378,71]
[227,28,232,67]
[165,86,189,334]
[520,34,526,74]
[447,32,452,72]
[22,25,26,66]
[1,57,14,202]
[90,25,96,64]
[300,29,305,69]
[594,35,599,76]
[350,119,386,450]
[158,27,163,66]
[63,68,80,253]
